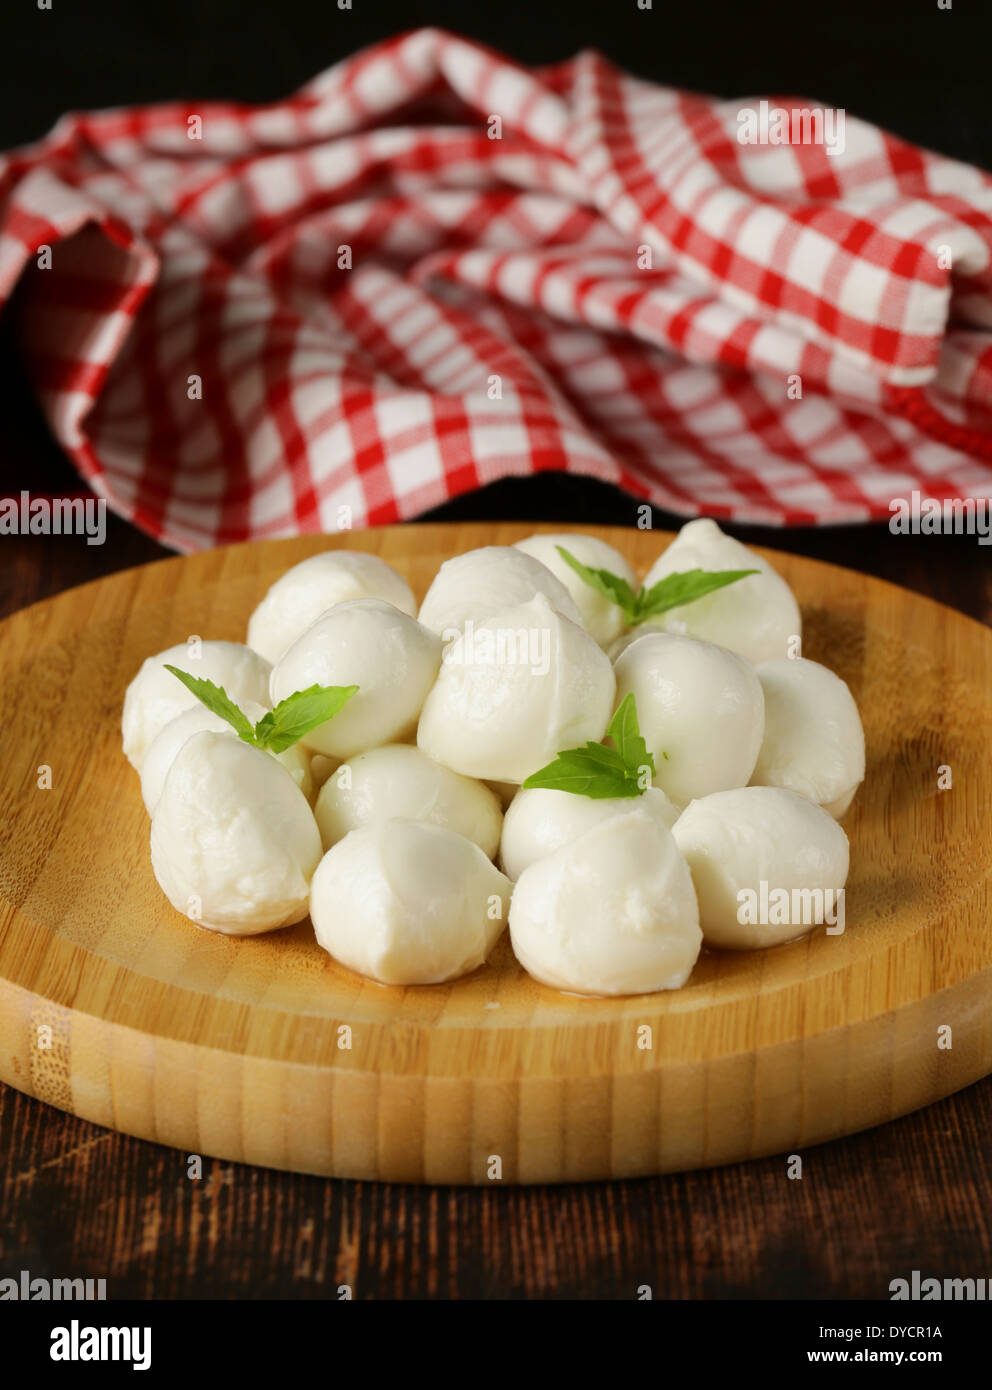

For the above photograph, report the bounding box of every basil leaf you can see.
[165,666,358,755]
[253,684,358,754]
[521,694,655,800]
[633,567,759,623]
[555,545,759,629]
[164,666,258,745]
[522,747,641,799]
[555,547,640,622]
[606,693,656,779]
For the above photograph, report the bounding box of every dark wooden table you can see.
[1,327,990,1299]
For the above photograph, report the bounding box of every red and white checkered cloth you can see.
[2,28,991,551]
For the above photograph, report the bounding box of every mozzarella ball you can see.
[500,785,678,881]
[417,594,615,783]
[613,632,764,807]
[310,818,511,985]
[122,641,271,771]
[514,533,637,647]
[672,786,850,949]
[315,744,502,857]
[271,599,441,758]
[247,550,416,663]
[139,700,312,813]
[509,809,701,995]
[640,518,802,664]
[150,732,322,935]
[417,545,580,639]
[751,657,865,817]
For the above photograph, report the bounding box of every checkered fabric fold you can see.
[2,27,991,551]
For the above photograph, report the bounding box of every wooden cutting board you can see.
[0,522,989,1185]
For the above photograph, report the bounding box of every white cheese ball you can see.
[315,744,502,857]
[271,599,441,758]
[500,785,678,881]
[514,533,637,647]
[417,593,615,783]
[310,818,511,985]
[640,518,802,664]
[150,731,322,935]
[672,785,850,950]
[122,641,271,772]
[751,657,865,818]
[509,808,702,996]
[139,700,313,814]
[613,632,765,808]
[417,545,580,639]
[247,550,416,663]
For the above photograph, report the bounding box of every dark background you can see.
[1,0,990,1302]
[3,0,992,166]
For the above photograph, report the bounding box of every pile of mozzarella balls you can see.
[121,520,864,996]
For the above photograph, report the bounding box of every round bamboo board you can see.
[0,522,989,1184]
